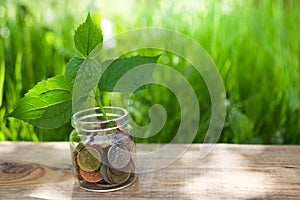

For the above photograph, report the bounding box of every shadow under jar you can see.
[69,106,137,192]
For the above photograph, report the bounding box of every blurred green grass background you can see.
[0,0,299,144]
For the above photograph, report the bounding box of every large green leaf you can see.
[99,55,160,92]
[31,100,72,129]
[65,57,85,88]
[74,13,103,57]
[25,75,71,96]
[7,75,72,121]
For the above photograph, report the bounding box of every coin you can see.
[119,136,135,152]
[100,142,110,149]
[112,132,126,144]
[90,144,104,157]
[100,164,113,184]
[107,145,131,169]
[109,161,132,174]
[72,158,83,180]
[107,167,130,184]
[72,143,86,180]
[109,167,126,176]
[97,164,127,188]
[77,146,102,172]
[79,168,103,183]
[73,143,85,155]
[117,126,126,133]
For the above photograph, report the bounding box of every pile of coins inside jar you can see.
[71,127,136,190]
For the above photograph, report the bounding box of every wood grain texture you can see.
[0,142,299,200]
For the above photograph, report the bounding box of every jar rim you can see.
[72,106,129,133]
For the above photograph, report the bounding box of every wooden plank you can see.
[0,142,299,200]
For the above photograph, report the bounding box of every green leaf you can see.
[72,57,102,113]
[65,57,85,88]
[7,75,72,120]
[74,13,103,57]
[31,100,72,129]
[99,55,160,92]
[26,75,71,96]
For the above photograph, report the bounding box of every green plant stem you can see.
[95,87,108,120]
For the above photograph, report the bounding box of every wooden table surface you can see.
[0,142,299,200]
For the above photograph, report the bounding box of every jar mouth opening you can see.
[72,106,129,133]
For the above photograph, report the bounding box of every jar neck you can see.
[71,106,129,135]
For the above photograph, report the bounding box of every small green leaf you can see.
[72,57,102,113]
[74,13,103,57]
[65,57,85,88]
[31,100,72,129]
[99,55,160,92]
[7,75,72,120]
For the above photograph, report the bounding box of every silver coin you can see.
[107,145,131,169]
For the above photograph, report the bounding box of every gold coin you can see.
[72,143,85,180]
[73,143,85,155]
[77,146,102,172]
[100,164,113,184]
[90,144,104,157]
[109,167,126,176]
[107,167,130,184]
[109,160,132,174]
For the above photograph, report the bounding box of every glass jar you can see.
[69,106,137,192]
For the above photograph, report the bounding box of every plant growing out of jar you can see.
[7,13,160,192]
